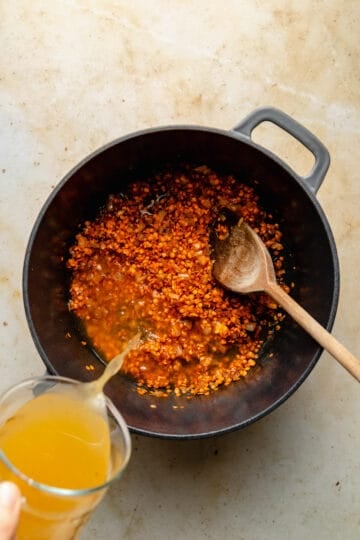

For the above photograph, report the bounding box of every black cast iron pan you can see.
[23,107,339,439]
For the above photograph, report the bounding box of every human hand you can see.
[0,482,21,540]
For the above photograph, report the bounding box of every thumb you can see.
[0,482,21,540]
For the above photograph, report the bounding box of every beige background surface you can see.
[0,1,359,539]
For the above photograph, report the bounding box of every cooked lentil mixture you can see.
[67,166,287,396]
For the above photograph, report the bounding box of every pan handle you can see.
[233,107,330,194]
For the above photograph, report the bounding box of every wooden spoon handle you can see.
[266,282,360,382]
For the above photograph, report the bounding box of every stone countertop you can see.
[0,1,359,539]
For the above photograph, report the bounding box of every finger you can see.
[0,482,21,540]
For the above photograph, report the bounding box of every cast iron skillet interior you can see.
[23,121,339,439]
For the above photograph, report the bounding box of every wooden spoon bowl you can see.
[213,217,360,382]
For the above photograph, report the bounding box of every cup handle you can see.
[233,107,330,194]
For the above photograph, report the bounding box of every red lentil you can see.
[67,166,286,396]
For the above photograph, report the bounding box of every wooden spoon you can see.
[212,217,360,382]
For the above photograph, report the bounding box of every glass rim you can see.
[0,375,132,498]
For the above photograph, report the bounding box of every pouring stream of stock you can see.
[212,217,360,383]
[58,333,143,418]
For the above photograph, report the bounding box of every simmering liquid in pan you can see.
[68,165,290,396]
